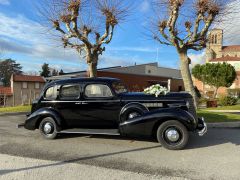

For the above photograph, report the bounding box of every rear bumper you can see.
[197,117,207,136]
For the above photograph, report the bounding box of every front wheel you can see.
[39,117,58,140]
[156,120,189,150]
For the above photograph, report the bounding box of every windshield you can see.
[112,81,128,94]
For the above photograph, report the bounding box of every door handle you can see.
[75,102,88,105]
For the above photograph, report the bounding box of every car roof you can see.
[47,77,121,87]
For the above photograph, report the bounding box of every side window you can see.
[60,84,80,100]
[44,86,58,100]
[85,84,113,98]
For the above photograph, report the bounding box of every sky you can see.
[0,0,240,74]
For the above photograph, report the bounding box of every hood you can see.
[119,92,192,101]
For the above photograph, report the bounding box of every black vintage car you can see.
[18,77,207,150]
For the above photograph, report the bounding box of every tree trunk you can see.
[88,62,97,78]
[213,87,219,99]
[87,53,98,78]
[179,51,198,109]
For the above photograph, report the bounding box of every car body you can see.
[19,77,207,150]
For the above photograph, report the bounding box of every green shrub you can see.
[219,96,238,106]
[198,97,207,104]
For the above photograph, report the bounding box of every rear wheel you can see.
[39,117,58,140]
[156,120,189,150]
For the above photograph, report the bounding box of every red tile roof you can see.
[222,45,240,52]
[209,56,240,62]
[13,74,45,83]
[0,86,12,95]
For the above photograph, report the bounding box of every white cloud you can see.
[0,12,155,72]
[188,52,206,69]
[214,0,240,45]
[0,13,157,71]
[139,0,150,13]
[0,0,10,5]
[0,13,48,45]
[108,46,156,53]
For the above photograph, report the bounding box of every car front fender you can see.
[119,108,198,136]
[24,107,63,131]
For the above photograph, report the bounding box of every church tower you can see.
[206,29,223,62]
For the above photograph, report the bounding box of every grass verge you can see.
[0,105,31,114]
[206,104,240,111]
[197,110,240,123]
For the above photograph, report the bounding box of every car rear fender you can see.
[24,107,63,131]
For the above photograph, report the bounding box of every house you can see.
[194,29,240,96]
[46,62,184,92]
[0,74,45,107]
[0,86,12,107]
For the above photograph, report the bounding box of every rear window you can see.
[44,86,58,100]
[60,84,80,100]
[85,84,113,98]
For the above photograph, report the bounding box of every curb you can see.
[0,112,29,116]
[207,122,240,128]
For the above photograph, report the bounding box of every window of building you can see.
[44,86,58,100]
[85,84,113,98]
[22,82,28,89]
[35,82,40,89]
[60,84,80,100]
[211,35,214,44]
[215,34,217,44]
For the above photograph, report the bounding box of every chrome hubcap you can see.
[43,122,53,134]
[165,128,180,142]
[128,112,139,119]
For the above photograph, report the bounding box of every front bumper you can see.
[197,117,207,136]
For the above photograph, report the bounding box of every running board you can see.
[59,128,120,136]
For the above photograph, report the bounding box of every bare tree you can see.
[150,0,230,108]
[38,0,129,77]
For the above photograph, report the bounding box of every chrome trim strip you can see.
[120,118,142,126]
[198,117,207,136]
[124,100,183,102]
[41,100,121,103]
[58,131,120,136]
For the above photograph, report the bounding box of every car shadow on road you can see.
[57,133,157,143]
[187,127,240,149]
[0,145,161,176]
[57,128,240,149]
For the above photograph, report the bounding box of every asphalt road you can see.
[1,114,240,180]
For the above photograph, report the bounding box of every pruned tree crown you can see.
[153,0,224,52]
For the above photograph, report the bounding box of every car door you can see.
[55,83,82,128]
[77,82,121,129]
